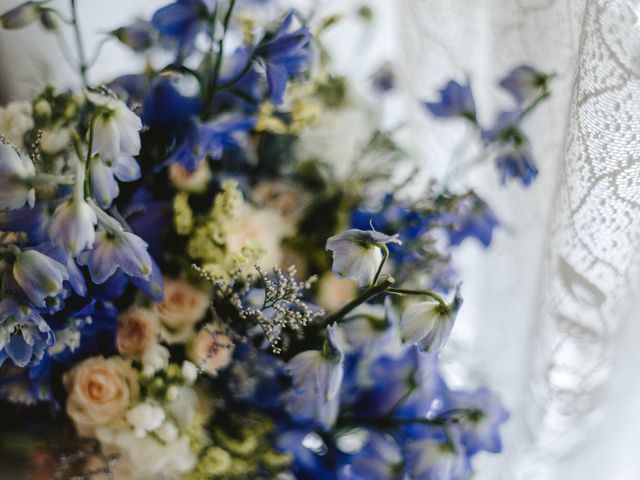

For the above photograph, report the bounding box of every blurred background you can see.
[1,0,640,479]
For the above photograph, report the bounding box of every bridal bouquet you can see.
[0,1,551,478]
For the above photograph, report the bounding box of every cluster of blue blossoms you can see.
[0,0,551,477]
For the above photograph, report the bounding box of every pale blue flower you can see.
[0,297,54,367]
[326,229,400,287]
[343,432,404,480]
[496,143,538,187]
[400,287,462,353]
[0,143,35,210]
[79,229,152,284]
[112,19,155,53]
[256,11,312,105]
[404,437,471,480]
[0,1,44,29]
[48,197,97,255]
[499,65,549,104]
[283,323,345,428]
[12,248,68,308]
[424,80,476,121]
[450,387,509,455]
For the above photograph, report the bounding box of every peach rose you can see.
[64,356,139,436]
[169,161,211,193]
[116,308,158,358]
[155,279,210,343]
[188,326,234,376]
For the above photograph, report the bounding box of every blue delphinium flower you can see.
[326,229,400,287]
[499,65,549,105]
[400,287,462,354]
[12,247,69,308]
[483,110,538,187]
[283,323,345,429]
[78,228,153,284]
[496,143,537,186]
[449,387,509,455]
[167,116,256,171]
[0,297,54,367]
[0,143,36,210]
[438,194,500,248]
[151,0,214,59]
[339,432,404,480]
[142,79,201,134]
[112,19,155,53]
[256,11,312,105]
[0,202,56,244]
[424,80,476,121]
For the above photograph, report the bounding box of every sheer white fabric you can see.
[396,1,640,479]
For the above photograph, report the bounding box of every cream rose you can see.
[188,326,234,376]
[64,356,139,436]
[155,279,210,343]
[226,205,293,270]
[116,308,158,358]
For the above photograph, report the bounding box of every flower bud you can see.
[0,2,42,30]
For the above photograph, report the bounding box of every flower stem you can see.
[321,275,395,326]
[69,0,89,86]
[387,287,447,307]
[370,244,388,287]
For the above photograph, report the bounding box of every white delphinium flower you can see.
[49,155,97,255]
[326,229,400,287]
[141,343,170,377]
[12,249,69,308]
[87,92,142,206]
[0,143,36,209]
[400,287,462,353]
[126,402,166,438]
[0,101,33,147]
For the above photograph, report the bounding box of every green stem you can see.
[387,287,447,308]
[321,275,395,326]
[520,89,550,120]
[203,0,236,118]
[69,0,88,86]
[371,244,388,287]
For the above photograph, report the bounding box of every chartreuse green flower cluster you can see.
[187,411,291,480]
[173,180,265,279]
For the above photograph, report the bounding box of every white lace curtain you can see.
[395,1,640,478]
[1,0,640,478]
